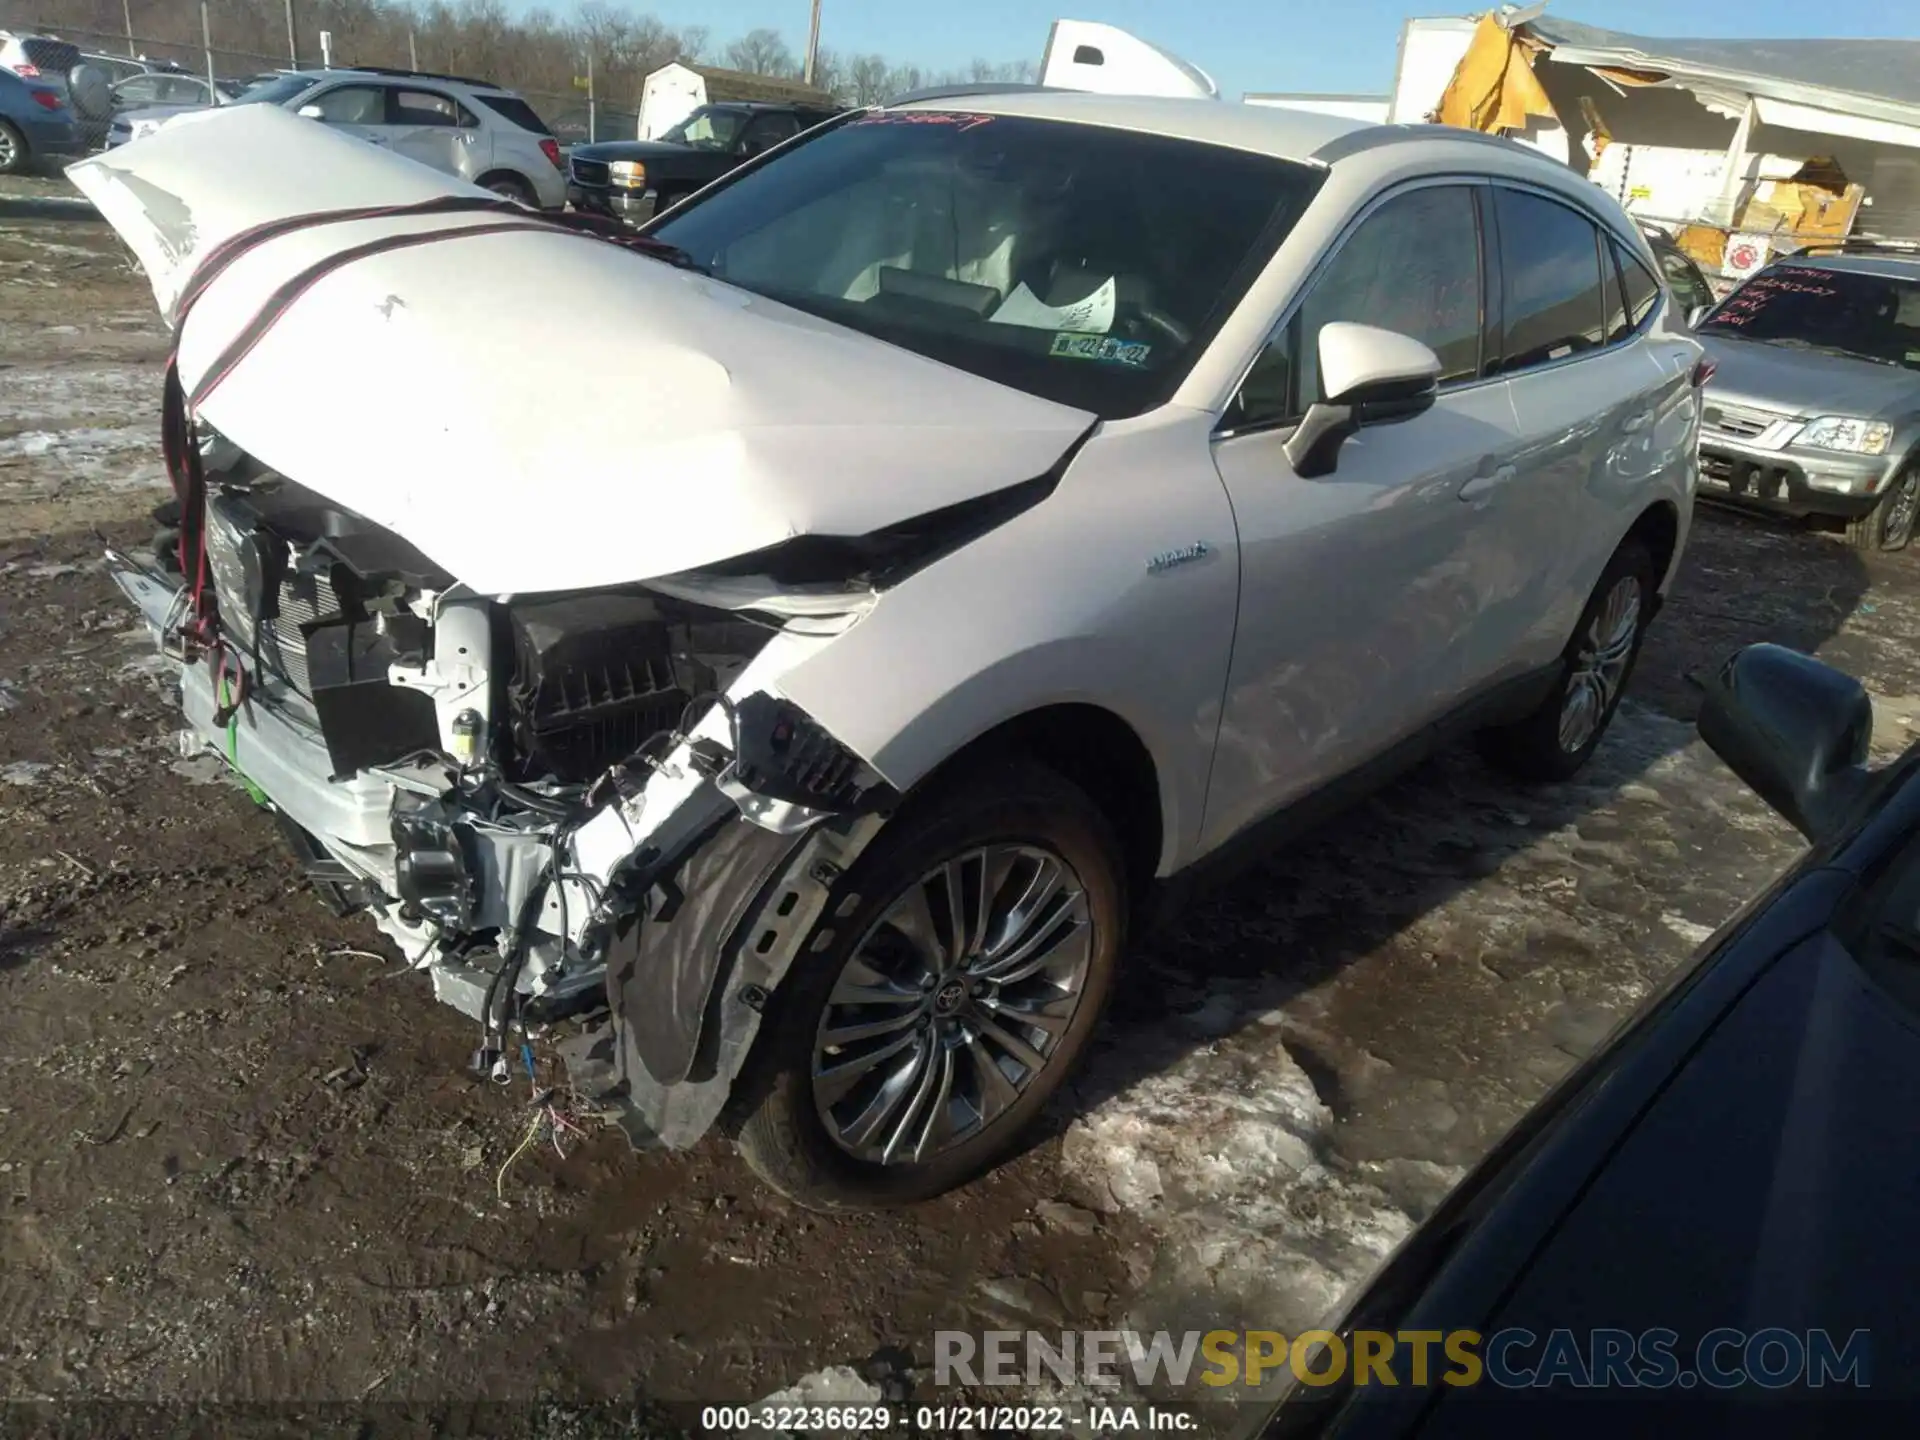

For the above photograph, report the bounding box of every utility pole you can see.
[408,28,418,70]
[284,0,297,67]
[199,0,214,91]
[122,0,135,58]
[586,49,596,142]
[802,0,821,86]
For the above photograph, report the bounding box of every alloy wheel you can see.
[0,125,19,175]
[811,844,1093,1166]
[1557,575,1642,754]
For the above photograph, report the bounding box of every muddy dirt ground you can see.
[7,172,1920,1432]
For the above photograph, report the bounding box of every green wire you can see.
[218,673,269,808]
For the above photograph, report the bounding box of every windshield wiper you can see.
[1756,336,1897,366]
[623,235,709,273]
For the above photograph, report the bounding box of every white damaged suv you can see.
[74,93,1700,1207]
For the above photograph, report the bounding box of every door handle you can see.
[1459,464,1516,504]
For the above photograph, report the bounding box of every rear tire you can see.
[1845,466,1919,552]
[0,120,27,176]
[1477,537,1655,783]
[482,174,536,206]
[731,758,1126,1211]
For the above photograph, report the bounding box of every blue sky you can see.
[549,0,1908,100]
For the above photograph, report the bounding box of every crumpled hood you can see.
[68,105,1095,595]
[1699,331,1920,421]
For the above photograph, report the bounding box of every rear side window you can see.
[1492,187,1606,371]
[23,38,81,73]
[1617,242,1662,327]
[473,93,551,135]
[392,89,472,127]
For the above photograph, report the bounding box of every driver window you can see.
[306,85,385,125]
[1231,184,1482,429]
[739,113,800,155]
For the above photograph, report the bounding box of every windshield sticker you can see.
[852,111,996,132]
[1051,332,1151,367]
[1712,272,1840,327]
[990,277,1117,334]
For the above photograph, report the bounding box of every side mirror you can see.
[296,103,324,119]
[1697,643,1876,842]
[1284,322,1440,479]
[1688,303,1709,327]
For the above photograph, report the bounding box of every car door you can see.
[382,87,486,181]
[1655,240,1716,322]
[1474,184,1687,690]
[1202,180,1524,851]
[296,81,391,149]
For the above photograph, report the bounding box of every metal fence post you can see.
[123,0,136,57]
[285,0,298,68]
[200,0,215,89]
[587,50,596,142]
[409,28,418,70]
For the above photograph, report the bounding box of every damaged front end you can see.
[111,424,904,1148]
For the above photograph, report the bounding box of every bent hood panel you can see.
[68,106,1095,594]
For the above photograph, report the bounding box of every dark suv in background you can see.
[566,100,842,224]
[1693,244,1920,551]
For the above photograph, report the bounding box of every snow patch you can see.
[1660,912,1716,946]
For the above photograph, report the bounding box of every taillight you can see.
[539,137,561,168]
[1691,357,1717,388]
[30,88,62,111]
[14,62,41,77]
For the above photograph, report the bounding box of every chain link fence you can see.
[27,17,641,143]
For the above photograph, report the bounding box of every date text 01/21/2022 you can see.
[697,1406,1200,1432]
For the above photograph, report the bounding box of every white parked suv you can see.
[71,89,1699,1207]
[111,65,566,207]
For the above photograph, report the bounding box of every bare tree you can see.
[723,25,795,77]
[844,52,890,106]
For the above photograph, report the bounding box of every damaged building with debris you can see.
[1390,10,1920,283]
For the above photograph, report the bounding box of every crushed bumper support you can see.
[560,810,887,1150]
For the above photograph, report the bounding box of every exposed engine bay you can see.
[111,419,909,1145]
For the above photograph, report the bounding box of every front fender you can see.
[777,412,1242,876]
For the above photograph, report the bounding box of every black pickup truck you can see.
[566,101,842,225]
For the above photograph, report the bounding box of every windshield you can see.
[1702,263,1920,370]
[232,73,321,107]
[659,106,745,151]
[650,111,1323,418]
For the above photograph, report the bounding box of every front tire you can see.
[1478,537,1655,783]
[1846,466,1919,552]
[732,759,1125,1211]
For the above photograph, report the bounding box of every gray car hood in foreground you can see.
[68,105,1095,595]
[1698,330,1920,420]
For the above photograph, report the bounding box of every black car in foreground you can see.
[1263,643,1920,1438]
[566,100,842,224]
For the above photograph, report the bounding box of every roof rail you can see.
[884,81,1070,107]
[1308,120,1562,165]
[330,62,504,89]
